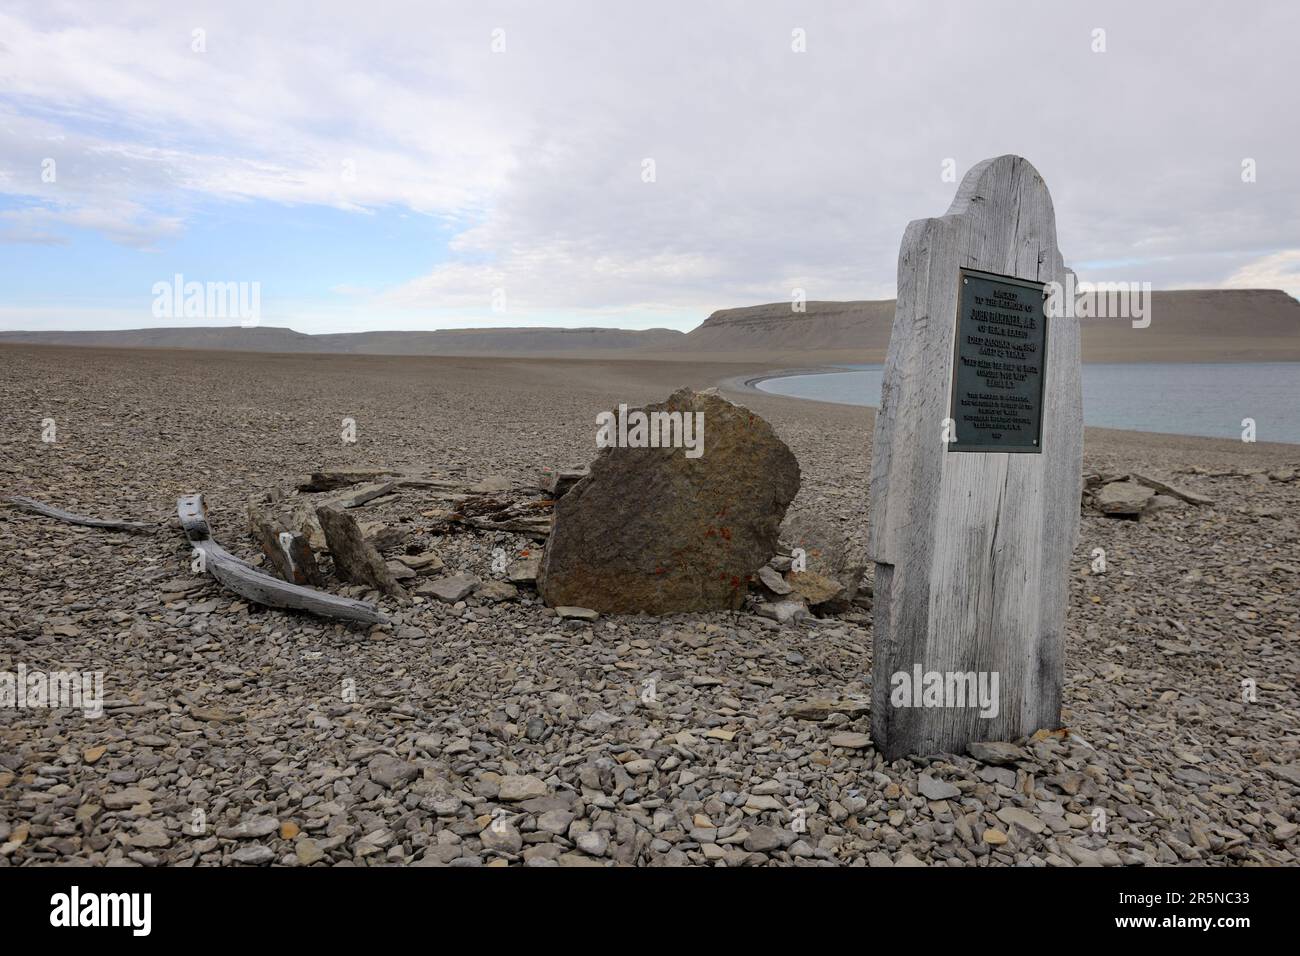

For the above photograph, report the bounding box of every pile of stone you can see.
[241,468,555,611]
[1084,471,1215,519]
[749,507,871,625]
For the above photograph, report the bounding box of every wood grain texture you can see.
[6,495,155,533]
[868,156,1082,759]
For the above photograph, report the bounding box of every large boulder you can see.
[539,388,800,613]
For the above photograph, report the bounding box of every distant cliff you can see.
[2,289,1296,362]
[679,300,895,352]
[672,289,1300,363]
[0,325,686,355]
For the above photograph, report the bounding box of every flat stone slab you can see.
[555,606,599,621]
[756,565,792,595]
[417,573,480,602]
[996,806,1047,834]
[968,741,1028,765]
[316,505,406,598]
[1096,480,1155,515]
[918,775,961,800]
[783,697,870,721]
[476,580,519,602]
[498,775,548,801]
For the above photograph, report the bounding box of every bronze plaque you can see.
[948,269,1048,453]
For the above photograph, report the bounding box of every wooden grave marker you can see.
[868,155,1083,759]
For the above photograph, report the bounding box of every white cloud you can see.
[0,0,1297,330]
[1224,250,1300,299]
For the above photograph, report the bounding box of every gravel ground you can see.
[1,344,1297,867]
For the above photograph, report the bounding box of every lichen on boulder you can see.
[539,388,800,613]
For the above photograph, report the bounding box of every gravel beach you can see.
[1,344,1297,867]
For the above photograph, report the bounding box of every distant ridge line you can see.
[1,289,1296,363]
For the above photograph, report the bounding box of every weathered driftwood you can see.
[6,495,156,533]
[1129,472,1214,506]
[396,477,478,492]
[297,468,403,492]
[450,494,553,540]
[298,468,481,494]
[459,515,552,539]
[179,494,386,625]
[333,481,397,509]
[868,156,1082,759]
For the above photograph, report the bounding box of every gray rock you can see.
[498,775,548,801]
[231,845,275,865]
[536,810,575,835]
[480,820,522,854]
[316,504,406,596]
[743,826,784,852]
[102,787,154,810]
[1267,764,1300,787]
[418,573,480,602]
[295,839,325,865]
[1095,480,1154,515]
[470,475,512,493]
[506,556,541,584]
[575,830,609,856]
[967,741,1027,765]
[995,806,1046,834]
[1143,494,1183,514]
[367,754,419,789]
[917,775,961,800]
[757,600,809,625]
[756,565,792,595]
[476,580,519,602]
[216,815,279,839]
[1130,472,1214,505]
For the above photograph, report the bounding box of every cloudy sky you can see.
[1,0,1296,333]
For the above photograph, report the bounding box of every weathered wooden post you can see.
[868,155,1082,759]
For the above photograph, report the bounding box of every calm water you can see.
[755,363,1300,445]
